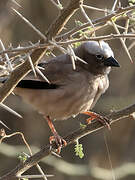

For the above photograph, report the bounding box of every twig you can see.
[56,33,135,45]
[50,0,63,10]
[0,43,42,56]
[111,20,133,63]
[80,5,95,35]
[17,175,53,179]
[75,55,88,64]
[0,103,22,118]
[27,54,37,77]
[112,0,119,11]
[35,66,50,84]
[109,22,126,30]
[35,164,48,180]
[12,8,47,41]
[0,131,32,155]
[123,18,130,42]
[22,152,49,180]
[128,41,135,50]
[11,0,22,8]
[0,40,13,72]
[83,4,108,13]
[0,120,10,130]
[49,40,67,54]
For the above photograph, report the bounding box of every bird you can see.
[1,41,120,152]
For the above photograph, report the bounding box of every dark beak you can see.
[104,56,120,67]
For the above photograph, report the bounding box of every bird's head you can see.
[76,41,120,75]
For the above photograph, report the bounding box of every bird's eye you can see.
[96,54,104,60]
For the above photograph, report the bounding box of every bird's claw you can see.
[49,134,67,154]
[94,115,111,130]
[83,111,111,130]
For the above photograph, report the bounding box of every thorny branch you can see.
[0,103,135,180]
[56,4,135,40]
[1,33,135,57]
[2,143,135,179]
[0,130,48,180]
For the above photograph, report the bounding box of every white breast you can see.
[90,75,109,109]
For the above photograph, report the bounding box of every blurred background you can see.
[0,0,135,179]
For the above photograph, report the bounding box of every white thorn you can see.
[0,103,22,118]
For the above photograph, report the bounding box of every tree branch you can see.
[0,103,135,180]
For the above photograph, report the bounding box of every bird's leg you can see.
[82,111,110,129]
[45,116,67,153]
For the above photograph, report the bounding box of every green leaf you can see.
[73,41,81,48]
[18,153,28,162]
[58,3,63,9]
[75,20,83,27]
[80,122,86,129]
[87,26,93,31]
[74,140,84,159]
[111,16,117,22]
[46,51,51,57]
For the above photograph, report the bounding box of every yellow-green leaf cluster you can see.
[75,140,84,159]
